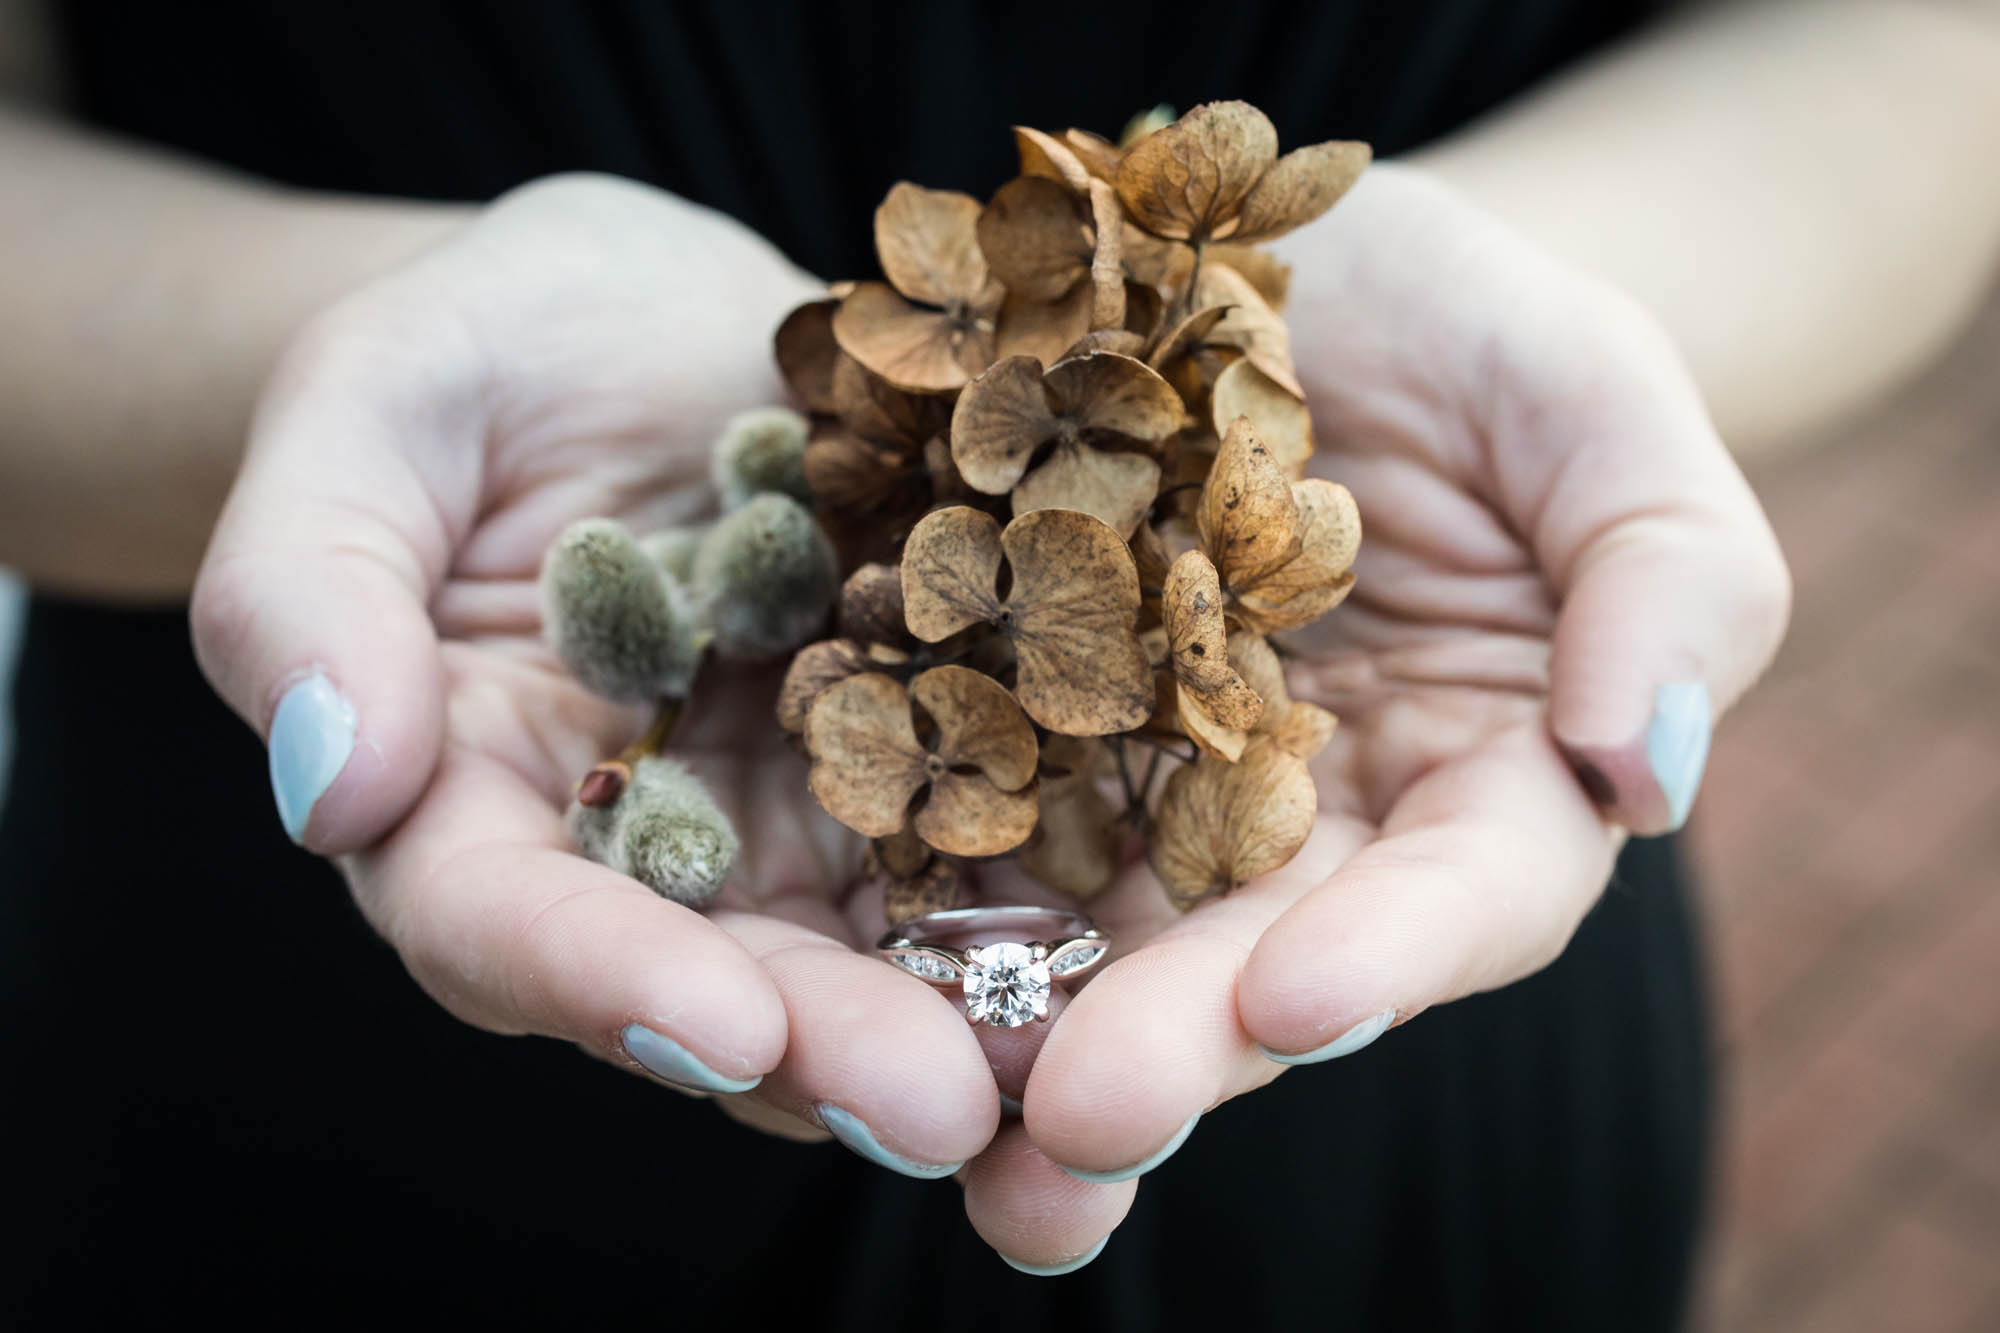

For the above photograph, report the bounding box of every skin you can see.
[1,0,1994,1274]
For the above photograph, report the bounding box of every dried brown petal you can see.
[914,769,1039,857]
[1114,101,1277,242]
[774,299,841,414]
[978,175,1094,304]
[950,355,1057,495]
[1065,329,1149,360]
[777,638,873,734]
[1121,274,1168,336]
[1151,738,1317,909]
[1232,479,1361,633]
[1231,141,1371,244]
[1210,357,1313,473]
[875,182,990,307]
[803,672,929,837]
[1019,775,1121,899]
[838,563,907,646]
[995,280,1096,369]
[1227,632,1338,759]
[1001,508,1153,734]
[901,505,1005,640]
[1206,244,1292,311]
[882,856,961,923]
[1273,701,1337,760]
[831,353,951,450]
[1043,352,1184,440]
[911,665,1038,793]
[803,428,920,513]
[1013,126,1095,191]
[1199,415,1301,592]
[1148,306,1230,376]
[832,281,997,394]
[1085,179,1127,330]
[1194,262,1302,398]
[1010,441,1160,538]
[1164,549,1263,721]
[870,825,933,880]
[1063,128,1125,181]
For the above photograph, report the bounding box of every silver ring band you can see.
[876,906,1110,1028]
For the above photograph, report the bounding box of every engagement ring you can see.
[875,906,1110,1028]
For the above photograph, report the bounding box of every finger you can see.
[1020,815,1372,1181]
[1501,297,1790,833]
[1239,722,1619,1061]
[348,746,788,1092]
[192,301,474,853]
[718,911,1001,1179]
[962,1122,1135,1276]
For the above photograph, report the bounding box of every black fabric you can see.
[4,2,1703,1327]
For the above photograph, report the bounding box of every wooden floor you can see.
[1691,291,2000,1332]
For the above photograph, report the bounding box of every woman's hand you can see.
[959,164,1790,1271]
[190,175,1002,1173]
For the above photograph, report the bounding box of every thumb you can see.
[1532,312,1792,835]
[192,311,467,854]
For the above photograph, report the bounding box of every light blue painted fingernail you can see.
[268,671,357,844]
[817,1104,963,1180]
[622,1023,760,1094]
[998,1093,1024,1118]
[1003,1235,1108,1278]
[1060,1112,1200,1184]
[1646,680,1712,831]
[1260,1008,1396,1065]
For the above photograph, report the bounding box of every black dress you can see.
[2,3,1705,1328]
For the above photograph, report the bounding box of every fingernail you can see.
[268,671,357,844]
[1646,680,1712,831]
[998,1093,1024,1118]
[817,1104,963,1180]
[1003,1235,1108,1278]
[622,1023,760,1094]
[1260,1008,1396,1065]
[1060,1112,1199,1184]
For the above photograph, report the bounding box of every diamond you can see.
[962,942,1051,1027]
[891,951,958,982]
[1048,944,1105,976]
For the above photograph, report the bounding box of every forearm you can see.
[1409,0,2000,454]
[0,108,467,598]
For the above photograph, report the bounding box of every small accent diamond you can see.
[963,942,1052,1027]
[1048,944,1105,976]
[892,952,958,982]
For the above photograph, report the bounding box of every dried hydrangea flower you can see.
[541,517,700,702]
[1228,631,1337,760]
[803,666,1039,857]
[831,183,1093,393]
[1197,416,1360,633]
[950,351,1183,537]
[712,406,811,510]
[1188,262,1305,399]
[691,493,839,661]
[1114,101,1370,247]
[565,755,739,910]
[901,506,1154,735]
[775,638,874,734]
[1150,736,1317,909]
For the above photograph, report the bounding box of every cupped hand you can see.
[191,175,1001,1175]
[959,163,1790,1271]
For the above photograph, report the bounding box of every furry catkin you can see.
[710,406,811,510]
[565,756,737,908]
[691,493,839,662]
[541,518,700,701]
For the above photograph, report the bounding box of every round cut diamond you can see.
[962,942,1051,1027]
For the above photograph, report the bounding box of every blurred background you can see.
[4,298,1992,1333]
[1686,282,2000,1331]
